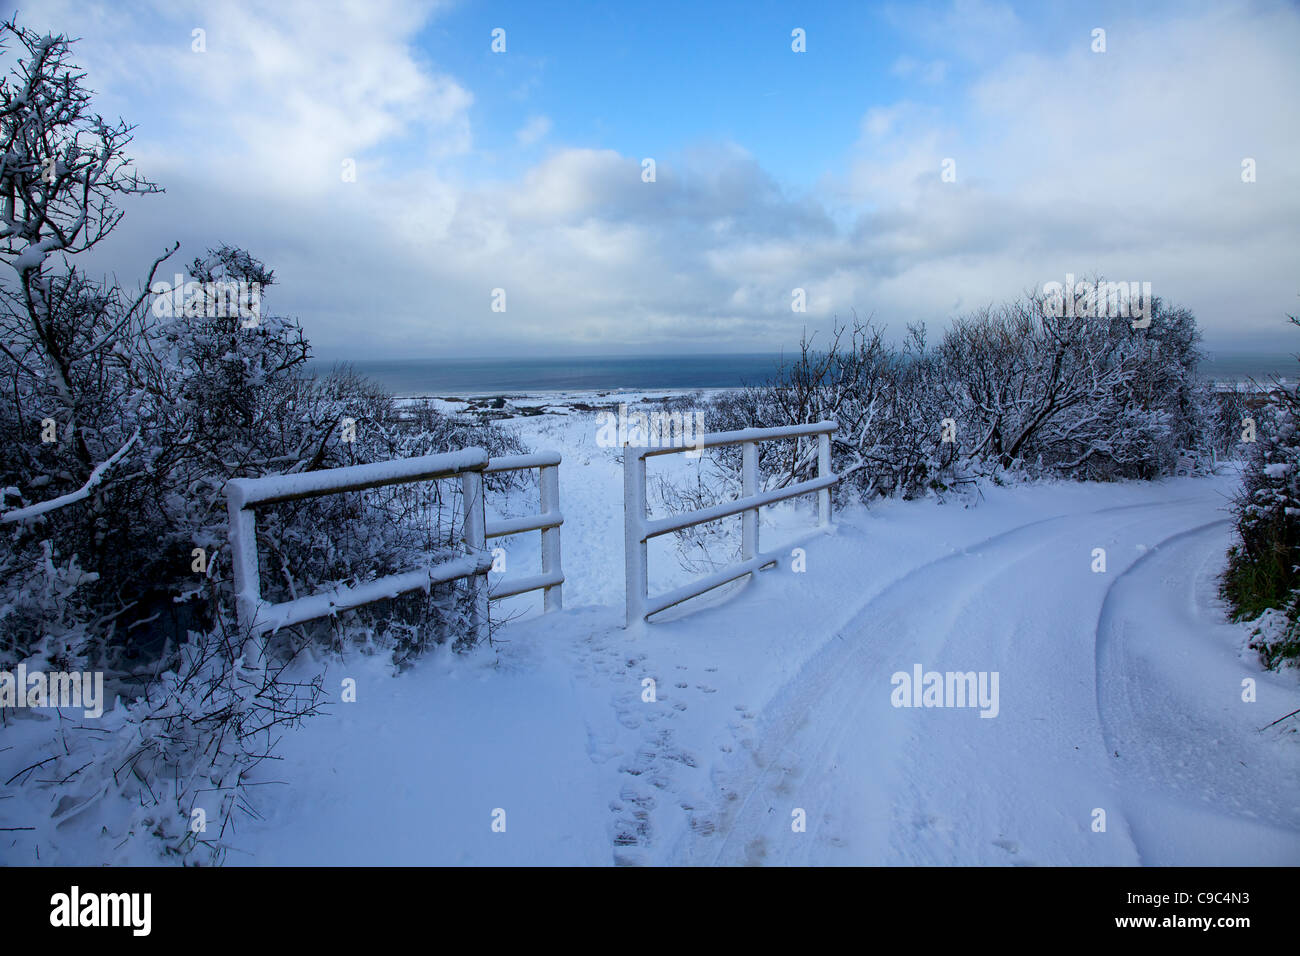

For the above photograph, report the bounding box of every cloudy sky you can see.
[13,0,1300,360]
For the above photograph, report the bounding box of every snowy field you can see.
[5,391,1298,866]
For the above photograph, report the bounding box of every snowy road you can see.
[672,490,1300,866]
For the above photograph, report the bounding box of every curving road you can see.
[672,490,1300,866]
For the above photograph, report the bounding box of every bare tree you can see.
[0,17,172,495]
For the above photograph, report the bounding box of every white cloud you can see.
[515,115,552,146]
[835,0,1300,344]
[891,56,948,84]
[26,0,472,197]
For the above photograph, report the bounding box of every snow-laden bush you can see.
[1195,382,1256,461]
[1222,317,1300,669]
[0,539,97,669]
[702,291,1205,502]
[933,291,1200,482]
[3,619,325,866]
[705,321,952,501]
[1,236,519,669]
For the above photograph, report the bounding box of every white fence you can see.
[623,421,838,626]
[225,447,563,656]
[226,419,839,645]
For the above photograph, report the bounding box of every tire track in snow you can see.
[686,494,1222,866]
[1094,521,1230,771]
[1094,518,1300,865]
[617,504,1093,865]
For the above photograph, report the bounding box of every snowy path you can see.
[1096,520,1300,864]
[671,491,1300,866]
[231,467,1299,867]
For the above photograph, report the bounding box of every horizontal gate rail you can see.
[251,553,492,636]
[624,421,837,626]
[642,473,837,540]
[226,449,489,506]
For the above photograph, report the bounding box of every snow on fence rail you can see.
[623,421,838,627]
[224,447,564,654]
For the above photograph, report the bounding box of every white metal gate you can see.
[225,448,564,658]
[622,421,837,626]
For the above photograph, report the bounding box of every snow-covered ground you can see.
[4,392,1296,866]
[231,395,1299,866]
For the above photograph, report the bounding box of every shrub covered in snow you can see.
[0,17,522,670]
[1221,317,1300,669]
[704,289,1206,501]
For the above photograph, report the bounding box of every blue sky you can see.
[418,1,1111,188]
[423,1,922,189]
[13,0,1300,359]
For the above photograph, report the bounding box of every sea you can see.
[307,354,790,396]
[307,350,1293,397]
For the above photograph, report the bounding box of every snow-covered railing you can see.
[624,421,837,626]
[224,446,567,657]
[484,451,564,612]
[225,449,495,651]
